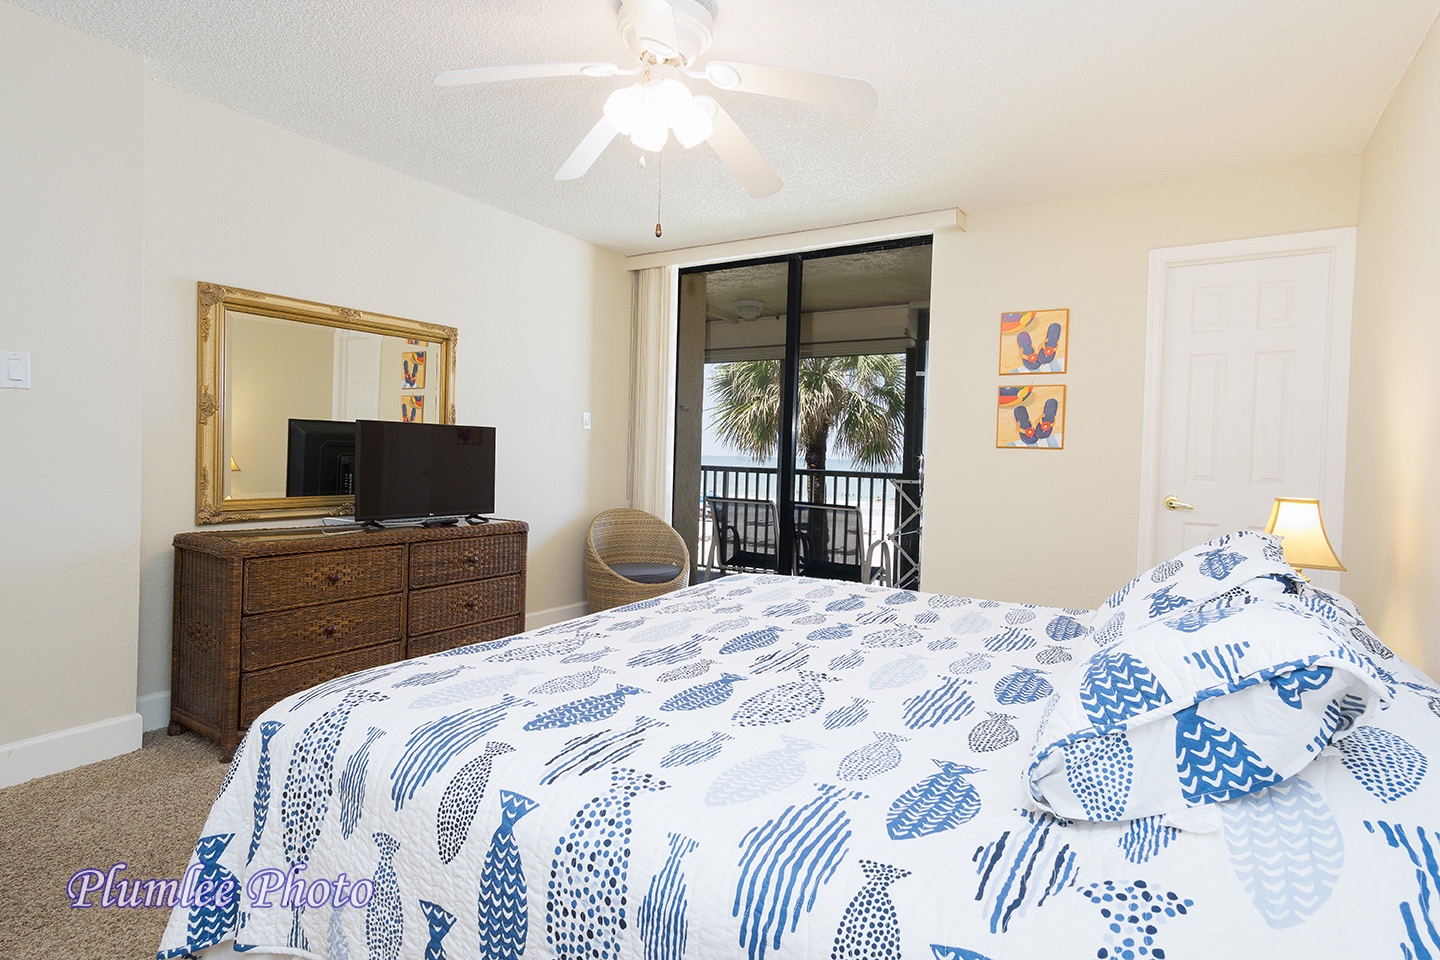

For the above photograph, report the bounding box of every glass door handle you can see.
[1163,495,1195,511]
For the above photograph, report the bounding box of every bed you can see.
[159,531,1440,959]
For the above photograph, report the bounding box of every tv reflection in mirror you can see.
[355,420,496,525]
[285,419,357,496]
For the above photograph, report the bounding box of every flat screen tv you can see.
[354,419,496,523]
[285,419,357,497]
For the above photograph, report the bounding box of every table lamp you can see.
[1264,497,1345,579]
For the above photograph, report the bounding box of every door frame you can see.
[1136,228,1356,571]
[674,236,934,582]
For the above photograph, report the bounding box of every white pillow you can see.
[1091,531,1297,647]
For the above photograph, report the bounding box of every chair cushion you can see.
[609,562,684,584]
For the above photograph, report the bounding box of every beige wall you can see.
[225,316,335,499]
[1,0,630,765]
[0,2,144,745]
[138,80,632,704]
[920,158,1363,611]
[1347,14,1440,675]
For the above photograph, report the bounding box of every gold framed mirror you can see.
[195,282,457,523]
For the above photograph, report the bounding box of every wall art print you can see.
[401,395,425,423]
[402,351,427,389]
[999,309,1068,374]
[997,385,1066,449]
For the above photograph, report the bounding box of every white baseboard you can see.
[0,712,144,788]
[526,601,588,631]
[137,691,172,732]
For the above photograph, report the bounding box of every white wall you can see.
[1347,13,1440,675]
[138,80,632,707]
[0,2,144,766]
[921,158,1362,611]
[0,0,630,778]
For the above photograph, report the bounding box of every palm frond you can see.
[707,353,907,472]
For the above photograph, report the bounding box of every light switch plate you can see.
[1,351,30,389]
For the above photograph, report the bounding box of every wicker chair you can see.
[585,508,691,612]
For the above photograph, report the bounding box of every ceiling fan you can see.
[435,0,878,198]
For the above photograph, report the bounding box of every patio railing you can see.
[697,464,924,589]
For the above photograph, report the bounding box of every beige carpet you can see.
[0,730,228,958]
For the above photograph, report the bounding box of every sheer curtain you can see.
[628,266,678,519]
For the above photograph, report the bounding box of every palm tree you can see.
[709,353,907,503]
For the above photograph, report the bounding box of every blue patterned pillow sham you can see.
[1090,531,1299,646]
[1026,594,1392,822]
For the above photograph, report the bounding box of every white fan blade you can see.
[702,98,782,198]
[620,0,680,58]
[695,61,877,114]
[435,62,623,86]
[555,117,621,181]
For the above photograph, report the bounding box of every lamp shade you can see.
[1264,497,1345,572]
[601,68,714,153]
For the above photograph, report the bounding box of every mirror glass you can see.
[196,283,457,523]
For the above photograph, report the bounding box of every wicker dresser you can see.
[169,520,527,758]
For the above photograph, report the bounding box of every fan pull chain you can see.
[655,149,664,238]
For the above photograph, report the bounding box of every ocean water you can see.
[701,453,900,473]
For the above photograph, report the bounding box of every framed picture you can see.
[402,351,427,389]
[401,395,425,423]
[999,309,1068,374]
[996,384,1066,449]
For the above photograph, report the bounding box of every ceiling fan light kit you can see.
[434,0,878,204]
[602,66,716,151]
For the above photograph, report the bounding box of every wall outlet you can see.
[582,411,592,430]
[1,351,30,389]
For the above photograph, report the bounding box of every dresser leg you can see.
[167,721,186,736]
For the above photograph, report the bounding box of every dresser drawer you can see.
[406,614,525,658]
[241,594,403,670]
[243,545,405,613]
[239,641,404,729]
[409,534,525,589]
[408,575,522,636]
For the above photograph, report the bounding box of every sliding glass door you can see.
[672,237,932,588]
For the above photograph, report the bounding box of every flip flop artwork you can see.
[999,309,1068,375]
[996,385,1066,449]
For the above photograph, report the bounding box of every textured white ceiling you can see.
[14,0,1439,256]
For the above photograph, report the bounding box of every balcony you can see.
[696,463,923,589]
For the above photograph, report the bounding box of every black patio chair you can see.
[792,501,893,585]
[706,497,781,574]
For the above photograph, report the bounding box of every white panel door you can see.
[1141,231,1354,587]
[335,331,382,421]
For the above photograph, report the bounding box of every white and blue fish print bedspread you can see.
[159,574,1440,960]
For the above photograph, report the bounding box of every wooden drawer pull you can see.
[322,624,338,638]
[465,554,480,566]
[326,572,342,586]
